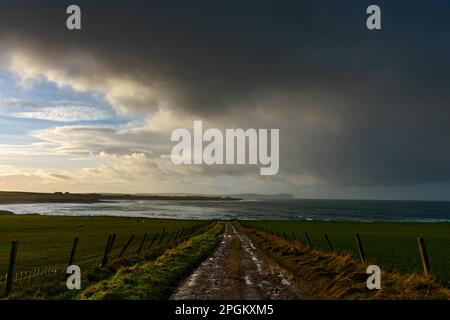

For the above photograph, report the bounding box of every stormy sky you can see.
[0,0,450,200]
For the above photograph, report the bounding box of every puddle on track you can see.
[170,224,304,300]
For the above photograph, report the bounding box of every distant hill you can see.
[227,193,294,200]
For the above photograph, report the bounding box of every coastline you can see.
[0,191,240,205]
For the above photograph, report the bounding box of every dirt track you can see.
[171,224,303,300]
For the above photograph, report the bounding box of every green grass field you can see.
[81,222,223,300]
[0,212,205,281]
[243,220,450,286]
[1,210,449,298]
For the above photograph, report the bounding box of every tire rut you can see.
[171,223,303,300]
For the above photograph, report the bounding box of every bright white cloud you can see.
[11,106,111,122]
[31,125,159,155]
[7,49,166,115]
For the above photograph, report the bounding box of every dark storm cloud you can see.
[2,0,450,190]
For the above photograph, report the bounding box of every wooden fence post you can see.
[108,233,116,254]
[6,240,18,296]
[355,233,366,262]
[137,233,147,255]
[324,234,334,251]
[166,231,175,244]
[292,232,297,241]
[157,232,166,245]
[304,232,312,249]
[180,227,184,238]
[148,233,159,249]
[119,235,135,257]
[417,237,431,275]
[68,237,79,266]
[100,235,112,267]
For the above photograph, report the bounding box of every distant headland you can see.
[0,191,240,204]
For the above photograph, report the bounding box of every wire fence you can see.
[0,221,212,297]
[240,221,450,287]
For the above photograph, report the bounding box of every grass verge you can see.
[237,223,450,300]
[80,222,223,300]
[242,220,450,285]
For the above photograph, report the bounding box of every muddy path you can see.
[171,223,303,300]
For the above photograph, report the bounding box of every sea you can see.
[0,199,450,222]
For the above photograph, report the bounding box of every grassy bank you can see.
[242,220,450,286]
[81,222,223,299]
[238,223,450,299]
[0,213,208,296]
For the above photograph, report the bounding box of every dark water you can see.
[1,199,450,222]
